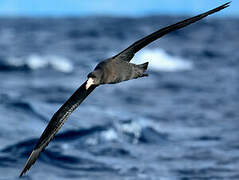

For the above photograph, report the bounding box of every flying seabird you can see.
[19,2,230,177]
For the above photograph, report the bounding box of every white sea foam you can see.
[7,54,74,73]
[133,49,193,72]
[101,129,118,141]
[99,118,162,144]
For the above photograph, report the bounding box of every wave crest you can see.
[1,55,74,73]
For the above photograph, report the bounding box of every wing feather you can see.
[19,81,97,177]
[114,2,230,62]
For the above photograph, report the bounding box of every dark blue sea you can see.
[0,16,239,180]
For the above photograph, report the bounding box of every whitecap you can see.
[6,54,74,73]
[101,129,118,141]
[46,55,74,73]
[133,48,193,72]
[85,137,98,146]
[118,121,142,144]
[27,55,49,69]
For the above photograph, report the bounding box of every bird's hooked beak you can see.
[86,77,94,89]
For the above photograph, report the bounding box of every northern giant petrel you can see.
[19,2,230,177]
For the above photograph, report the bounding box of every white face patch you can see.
[86,77,94,89]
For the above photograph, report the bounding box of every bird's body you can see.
[19,2,230,177]
[92,58,148,85]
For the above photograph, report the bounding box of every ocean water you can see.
[0,16,239,180]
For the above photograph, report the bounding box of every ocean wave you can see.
[0,126,107,159]
[5,101,47,123]
[1,119,166,159]
[0,135,113,171]
[1,55,74,73]
[133,48,193,72]
[86,118,169,145]
[114,118,169,144]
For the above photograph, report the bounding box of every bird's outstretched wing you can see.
[19,81,97,177]
[113,2,230,62]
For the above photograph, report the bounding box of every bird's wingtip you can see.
[218,2,231,9]
[19,161,30,178]
[19,165,28,178]
[19,171,24,178]
[224,1,231,7]
[19,148,42,178]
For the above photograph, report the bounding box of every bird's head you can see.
[86,70,103,89]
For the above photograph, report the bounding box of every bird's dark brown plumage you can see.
[19,2,230,177]
[19,82,97,177]
[114,2,230,62]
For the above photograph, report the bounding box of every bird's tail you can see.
[137,62,149,70]
[137,62,149,77]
